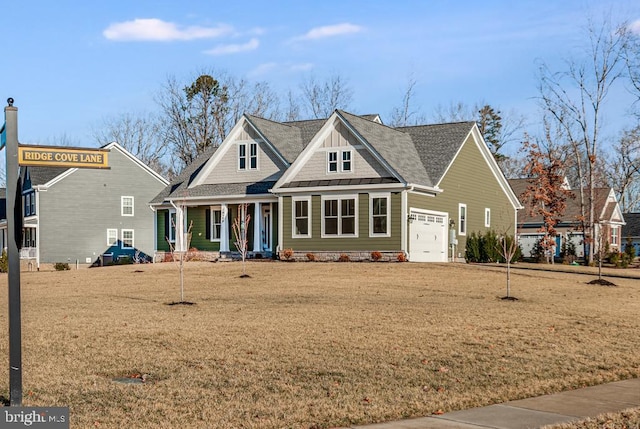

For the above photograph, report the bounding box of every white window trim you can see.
[238,141,258,171]
[25,193,31,216]
[484,208,491,228]
[327,151,338,173]
[168,209,176,243]
[342,150,353,172]
[611,226,619,246]
[210,206,222,242]
[107,229,118,246]
[321,194,358,238]
[121,196,134,217]
[369,192,391,237]
[121,229,134,249]
[458,203,467,236]
[292,196,312,238]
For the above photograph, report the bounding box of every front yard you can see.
[0,261,638,428]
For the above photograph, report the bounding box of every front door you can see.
[261,205,271,252]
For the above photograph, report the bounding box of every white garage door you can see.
[409,211,447,262]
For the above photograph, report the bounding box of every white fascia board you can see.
[42,168,79,188]
[243,116,290,167]
[273,112,339,189]
[167,194,278,205]
[104,141,169,185]
[189,118,248,188]
[437,124,523,211]
[407,183,442,194]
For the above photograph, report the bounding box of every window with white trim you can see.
[211,208,222,241]
[25,194,31,216]
[107,229,118,246]
[121,229,134,249]
[30,192,35,215]
[459,203,467,236]
[328,151,338,173]
[168,209,176,243]
[370,193,390,236]
[238,142,258,170]
[485,208,491,228]
[342,151,352,172]
[121,196,134,216]
[611,226,619,246]
[322,195,357,237]
[292,197,311,238]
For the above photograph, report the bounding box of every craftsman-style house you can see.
[151,110,521,262]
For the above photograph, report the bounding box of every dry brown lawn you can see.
[0,261,638,428]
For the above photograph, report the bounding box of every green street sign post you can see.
[1,99,109,406]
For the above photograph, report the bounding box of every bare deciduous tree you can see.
[607,125,640,211]
[232,203,251,278]
[92,112,170,178]
[389,73,427,127]
[300,73,353,118]
[538,16,629,264]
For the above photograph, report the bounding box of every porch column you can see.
[253,202,262,252]
[220,203,229,252]
[176,205,186,252]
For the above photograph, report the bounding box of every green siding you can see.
[282,192,402,251]
[409,134,516,256]
[187,207,219,251]
[156,210,170,252]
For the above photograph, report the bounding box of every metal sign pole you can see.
[5,98,22,406]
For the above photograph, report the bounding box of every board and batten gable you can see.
[289,120,391,182]
[198,123,287,185]
[36,145,167,263]
[411,132,517,256]
[280,192,402,251]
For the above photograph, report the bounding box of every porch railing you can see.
[19,247,37,259]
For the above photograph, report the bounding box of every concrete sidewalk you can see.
[347,378,640,429]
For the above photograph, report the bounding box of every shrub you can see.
[0,250,7,273]
[560,240,577,264]
[306,253,316,262]
[282,248,294,261]
[465,232,481,263]
[397,252,407,262]
[608,251,621,267]
[54,262,70,271]
[371,251,383,262]
[465,230,521,263]
[337,253,350,262]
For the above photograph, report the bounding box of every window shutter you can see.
[164,211,170,240]
[205,209,211,239]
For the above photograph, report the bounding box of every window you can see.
[611,226,619,246]
[107,229,118,246]
[328,151,338,173]
[121,229,134,249]
[25,194,31,216]
[370,194,390,236]
[121,196,134,216]
[293,197,311,237]
[249,142,258,169]
[239,142,258,170]
[238,143,247,170]
[30,192,35,215]
[322,196,357,237]
[485,208,491,228]
[459,203,467,236]
[211,208,222,240]
[168,210,176,243]
[342,151,352,172]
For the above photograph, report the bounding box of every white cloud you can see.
[630,19,640,35]
[103,18,233,41]
[294,23,363,41]
[204,38,260,55]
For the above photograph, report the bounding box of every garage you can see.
[409,210,447,262]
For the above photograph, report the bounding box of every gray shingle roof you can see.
[338,111,433,186]
[23,166,70,186]
[622,213,640,237]
[245,115,308,163]
[396,121,475,186]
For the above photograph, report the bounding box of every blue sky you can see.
[2,0,639,155]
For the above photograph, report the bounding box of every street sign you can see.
[18,145,109,169]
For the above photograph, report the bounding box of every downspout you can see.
[150,205,157,263]
[401,186,413,259]
[35,189,40,270]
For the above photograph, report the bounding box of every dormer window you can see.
[239,142,258,170]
